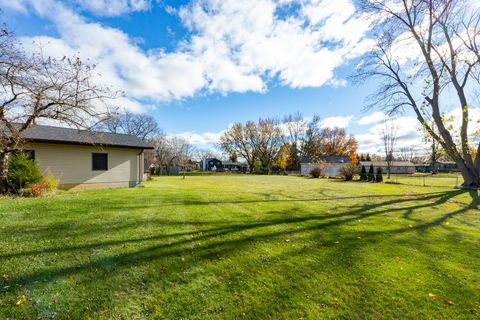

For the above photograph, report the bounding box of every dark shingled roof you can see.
[22,125,153,149]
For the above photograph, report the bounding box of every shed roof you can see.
[20,125,153,149]
[359,161,415,167]
[300,155,351,164]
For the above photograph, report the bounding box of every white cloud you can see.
[75,0,151,16]
[168,131,223,146]
[179,0,373,90]
[321,115,354,128]
[0,0,29,13]
[355,108,480,154]
[4,0,374,111]
[357,111,386,125]
[15,0,206,112]
[355,116,423,154]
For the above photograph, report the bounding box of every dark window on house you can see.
[92,153,108,171]
[23,150,35,161]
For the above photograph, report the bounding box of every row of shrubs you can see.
[7,153,58,196]
[359,165,383,182]
[310,163,383,182]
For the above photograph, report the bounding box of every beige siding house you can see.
[22,125,153,191]
[359,161,416,174]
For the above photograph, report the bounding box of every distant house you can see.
[300,155,351,177]
[200,158,223,171]
[20,125,153,190]
[222,161,249,172]
[415,162,458,173]
[359,161,416,174]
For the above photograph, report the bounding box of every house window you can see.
[92,153,108,171]
[23,150,35,161]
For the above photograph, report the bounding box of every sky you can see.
[0,0,433,154]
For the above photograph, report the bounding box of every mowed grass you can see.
[0,175,479,319]
[388,173,463,188]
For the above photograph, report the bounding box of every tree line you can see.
[219,113,358,173]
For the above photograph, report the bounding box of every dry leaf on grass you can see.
[16,295,27,305]
[428,293,438,301]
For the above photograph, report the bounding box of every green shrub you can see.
[359,165,367,181]
[254,160,264,174]
[367,164,375,182]
[339,163,358,181]
[375,168,383,182]
[7,153,42,192]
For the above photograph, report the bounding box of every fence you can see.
[386,173,462,188]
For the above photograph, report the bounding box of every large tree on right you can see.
[358,0,480,187]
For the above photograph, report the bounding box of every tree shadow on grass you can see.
[1,188,478,318]
[0,190,479,315]
[1,190,473,261]
[1,191,457,241]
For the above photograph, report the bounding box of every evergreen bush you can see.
[375,167,383,182]
[359,165,367,181]
[7,153,42,192]
[367,164,375,182]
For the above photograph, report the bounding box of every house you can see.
[359,161,416,174]
[200,158,223,171]
[222,161,249,172]
[415,161,458,173]
[20,125,153,190]
[300,155,351,177]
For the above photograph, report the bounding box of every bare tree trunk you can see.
[0,153,9,193]
[431,143,437,175]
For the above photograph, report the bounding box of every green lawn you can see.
[0,176,479,319]
[387,173,463,188]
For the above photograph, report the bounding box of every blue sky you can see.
[0,0,424,153]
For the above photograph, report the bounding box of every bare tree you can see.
[219,122,257,173]
[397,146,419,163]
[381,119,398,179]
[151,135,194,176]
[195,148,218,162]
[282,112,307,170]
[220,118,283,173]
[0,27,112,190]
[300,115,322,162]
[100,109,160,140]
[151,133,174,175]
[254,118,283,173]
[357,0,480,187]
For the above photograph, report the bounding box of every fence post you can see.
[455,176,459,188]
[423,175,425,187]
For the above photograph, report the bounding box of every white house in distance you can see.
[358,161,416,174]
[20,125,153,191]
[300,155,351,177]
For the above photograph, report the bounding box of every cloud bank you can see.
[1,0,374,112]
